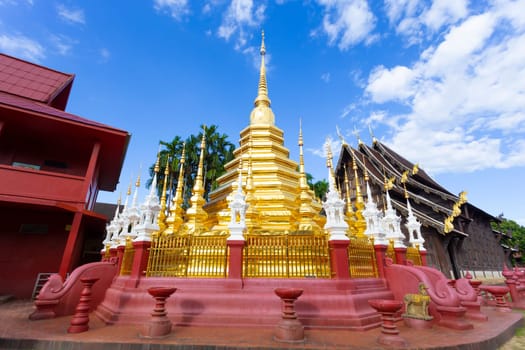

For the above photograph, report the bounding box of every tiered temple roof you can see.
[336,139,474,238]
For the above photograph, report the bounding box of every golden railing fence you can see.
[243,234,331,278]
[347,236,378,278]
[119,237,135,276]
[146,234,228,277]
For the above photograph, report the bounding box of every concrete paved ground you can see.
[0,299,523,350]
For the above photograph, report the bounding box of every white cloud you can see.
[217,0,265,50]
[366,65,416,103]
[321,72,330,83]
[384,0,468,43]
[317,0,376,50]
[57,4,85,25]
[364,0,525,174]
[50,34,76,55]
[154,0,189,20]
[0,33,44,61]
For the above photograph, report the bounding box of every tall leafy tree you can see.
[491,215,525,263]
[148,124,235,208]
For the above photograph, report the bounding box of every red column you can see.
[394,247,407,265]
[81,142,101,209]
[374,244,388,278]
[329,240,350,279]
[59,211,83,279]
[227,240,245,279]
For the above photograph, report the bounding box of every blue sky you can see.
[1,0,524,225]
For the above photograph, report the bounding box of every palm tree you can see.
[147,124,235,208]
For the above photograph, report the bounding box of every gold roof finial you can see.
[127,182,132,196]
[135,172,141,188]
[154,147,161,174]
[250,31,275,125]
[254,30,270,108]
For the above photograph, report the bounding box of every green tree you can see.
[148,124,235,208]
[491,214,525,263]
[312,179,328,201]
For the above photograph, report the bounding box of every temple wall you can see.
[456,210,506,278]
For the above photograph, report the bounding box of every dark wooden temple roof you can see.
[334,140,487,236]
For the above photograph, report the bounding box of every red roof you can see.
[0,53,74,110]
[0,91,123,132]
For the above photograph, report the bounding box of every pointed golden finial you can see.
[193,130,206,194]
[135,173,141,188]
[403,183,409,199]
[158,157,170,230]
[165,143,186,235]
[254,30,270,108]
[154,149,161,174]
[298,118,308,188]
[350,150,363,204]
[344,165,354,214]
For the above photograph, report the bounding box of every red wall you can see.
[0,208,70,298]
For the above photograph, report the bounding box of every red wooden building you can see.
[0,54,130,298]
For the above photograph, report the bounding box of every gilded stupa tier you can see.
[203,32,323,235]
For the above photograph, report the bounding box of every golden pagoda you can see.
[203,31,323,235]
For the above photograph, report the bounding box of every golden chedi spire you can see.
[184,132,209,234]
[158,158,170,233]
[164,143,186,235]
[205,32,304,234]
[297,119,323,232]
[351,149,366,237]
[250,30,275,126]
[344,165,356,232]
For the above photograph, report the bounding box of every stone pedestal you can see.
[67,277,99,333]
[274,288,305,343]
[368,299,408,348]
[140,287,177,338]
[481,285,512,312]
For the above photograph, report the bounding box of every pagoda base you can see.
[95,276,393,330]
